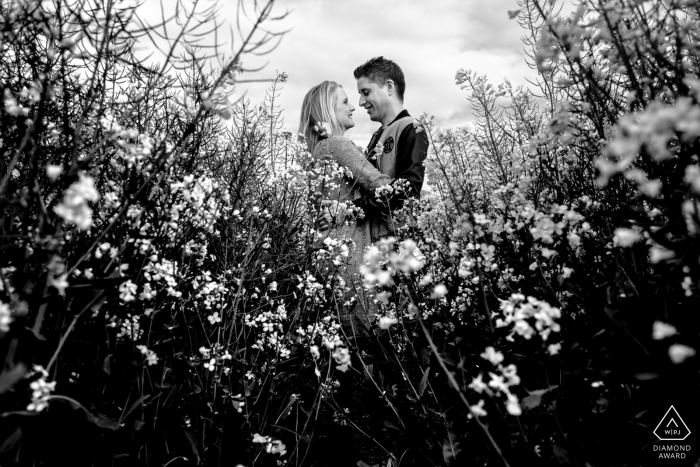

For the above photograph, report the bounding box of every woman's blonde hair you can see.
[299,81,343,154]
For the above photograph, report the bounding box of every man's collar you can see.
[383,109,410,129]
[372,110,411,137]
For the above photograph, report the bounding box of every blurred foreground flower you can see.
[26,366,56,412]
[252,433,287,456]
[668,344,696,364]
[54,172,100,230]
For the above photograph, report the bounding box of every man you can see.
[352,56,429,242]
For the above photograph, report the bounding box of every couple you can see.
[298,56,429,346]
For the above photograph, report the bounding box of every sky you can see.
[137,0,548,144]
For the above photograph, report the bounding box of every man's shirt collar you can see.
[383,109,410,129]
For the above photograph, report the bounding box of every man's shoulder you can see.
[397,117,427,142]
[390,114,415,129]
[383,113,415,139]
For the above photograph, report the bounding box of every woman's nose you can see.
[350,104,355,111]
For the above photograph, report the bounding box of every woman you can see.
[299,81,391,347]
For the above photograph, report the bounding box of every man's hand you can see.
[316,208,333,231]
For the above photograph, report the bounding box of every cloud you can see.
[137,0,543,144]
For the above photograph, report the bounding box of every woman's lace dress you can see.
[312,136,391,346]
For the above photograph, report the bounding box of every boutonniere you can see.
[312,122,332,139]
[369,142,384,161]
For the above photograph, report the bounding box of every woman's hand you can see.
[316,208,333,231]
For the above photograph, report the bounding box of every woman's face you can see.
[333,87,355,133]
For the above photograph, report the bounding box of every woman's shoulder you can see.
[314,137,361,156]
[327,136,363,153]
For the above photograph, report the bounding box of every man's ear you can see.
[385,79,395,96]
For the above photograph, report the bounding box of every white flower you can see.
[49,273,69,296]
[136,345,158,366]
[431,284,448,299]
[506,393,522,416]
[652,321,677,340]
[481,346,504,365]
[0,302,11,332]
[496,294,561,342]
[473,213,488,224]
[312,122,332,138]
[649,245,675,264]
[207,312,222,325]
[46,164,63,181]
[266,439,287,456]
[139,282,156,301]
[203,358,216,370]
[26,366,55,412]
[614,228,642,247]
[469,374,488,393]
[309,345,320,359]
[332,346,351,372]
[668,344,696,364]
[54,172,100,230]
[470,399,487,417]
[378,316,398,329]
[119,280,137,302]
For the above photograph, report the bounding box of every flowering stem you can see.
[46,290,106,373]
[409,296,511,466]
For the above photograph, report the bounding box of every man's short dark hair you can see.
[354,56,406,102]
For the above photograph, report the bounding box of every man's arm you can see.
[352,124,429,218]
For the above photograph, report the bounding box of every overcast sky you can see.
[139,0,552,144]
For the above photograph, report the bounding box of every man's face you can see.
[356,76,391,124]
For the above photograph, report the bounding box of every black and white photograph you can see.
[0,0,699,465]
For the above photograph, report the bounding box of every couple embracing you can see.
[299,56,429,350]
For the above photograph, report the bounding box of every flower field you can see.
[1,0,700,466]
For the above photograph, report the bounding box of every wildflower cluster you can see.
[469,347,522,417]
[496,294,562,353]
[312,121,332,139]
[25,366,56,412]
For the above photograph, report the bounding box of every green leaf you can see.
[552,445,574,465]
[103,354,111,375]
[0,362,28,395]
[521,385,559,410]
[442,428,462,465]
[521,390,546,410]
[122,394,151,421]
[383,420,400,431]
[184,430,200,464]
[51,395,119,430]
[0,427,21,453]
[279,393,298,420]
[418,366,430,398]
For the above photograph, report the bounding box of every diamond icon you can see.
[654,406,691,441]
